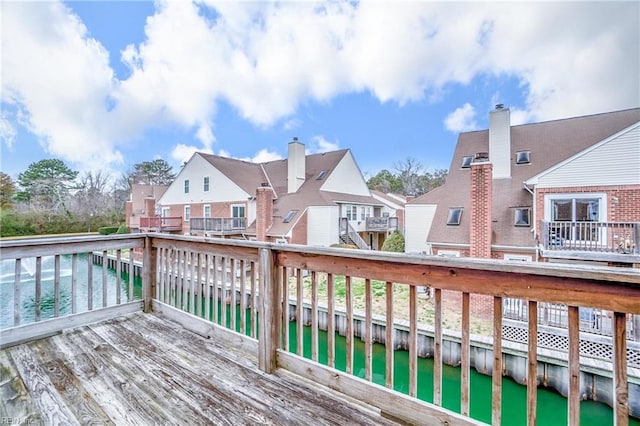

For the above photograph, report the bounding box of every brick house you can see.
[155,138,403,248]
[125,184,170,232]
[405,106,640,267]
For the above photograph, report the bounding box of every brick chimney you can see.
[288,137,305,193]
[489,104,511,179]
[256,184,274,242]
[470,153,493,259]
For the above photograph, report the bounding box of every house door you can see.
[551,198,602,242]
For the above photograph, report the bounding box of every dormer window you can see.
[516,151,531,164]
[283,210,297,223]
[316,170,327,180]
[461,156,473,169]
[447,208,463,225]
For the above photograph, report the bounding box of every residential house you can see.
[125,184,172,232]
[156,138,402,249]
[405,106,640,266]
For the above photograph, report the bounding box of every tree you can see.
[0,172,16,210]
[129,159,176,185]
[71,171,112,217]
[16,159,78,213]
[394,157,423,196]
[366,169,403,194]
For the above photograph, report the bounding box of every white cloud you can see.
[444,103,478,133]
[0,113,17,149]
[2,1,638,171]
[170,142,213,166]
[1,2,122,170]
[308,136,339,154]
[248,148,283,163]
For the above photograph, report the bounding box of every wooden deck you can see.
[0,312,400,425]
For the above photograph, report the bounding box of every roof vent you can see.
[495,104,504,110]
[260,182,270,187]
[475,152,489,160]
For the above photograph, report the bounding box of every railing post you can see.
[143,235,157,313]
[259,246,281,373]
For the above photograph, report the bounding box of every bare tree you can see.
[394,157,423,196]
[71,171,112,217]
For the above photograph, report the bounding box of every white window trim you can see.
[543,193,607,222]
[203,176,210,192]
[203,204,211,218]
[231,204,246,218]
[184,205,191,221]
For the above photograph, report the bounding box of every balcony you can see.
[541,221,640,263]
[189,217,246,235]
[366,216,399,232]
[139,216,183,232]
[1,235,639,424]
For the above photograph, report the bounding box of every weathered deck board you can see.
[0,312,400,425]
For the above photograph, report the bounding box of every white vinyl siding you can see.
[404,204,437,254]
[159,154,250,205]
[307,206,339,246]
[533,124,640,188]
[320,151,370,196]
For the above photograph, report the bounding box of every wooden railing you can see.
[140,216,183,232]
[189,217,246,234]
[365,216,399,231]
[338,218,370,249]
[1,234,639,425]
[541,221,640,256]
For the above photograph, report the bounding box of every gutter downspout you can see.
[523,182,538,261]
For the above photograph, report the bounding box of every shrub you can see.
[381,230,405,252]
[116,224,130,234]
[98,226,119,235]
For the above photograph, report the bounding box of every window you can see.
[516,151,531,164]
[204,205,211,218]
[360,206,371,221]
[184,179,190,194]
[283,210,297,223]
[231,205,245,218]
[184,206,191,221]
[461,156,473,169]
[203,176,210,192]
[447,208,462,225]
[316,170,327,180]
[346,205,358,221]
[514,208,531,226]
[546,194,606,242]
[552,198,600,222]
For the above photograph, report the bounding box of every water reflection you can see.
[1,254,142,328]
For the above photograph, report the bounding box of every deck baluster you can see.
[364,278,372,382]
[385,281,394,389]
[461,291,470,416]
[327,273,335,369]
[13,259,21,326]
[433,288,442,406]
[528,300,538,426]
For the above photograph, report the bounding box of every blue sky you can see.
[2,1,639,183]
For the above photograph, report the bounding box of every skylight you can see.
[283,210,297,223]
[516,151,531,164]
[514,208,531,226]
[461,156,472,169]
[447,208,462,225]
[316,170,327,180]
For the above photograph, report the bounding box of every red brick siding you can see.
[256,187,274,242]
[470,162,493,259]
[535,184,640,237]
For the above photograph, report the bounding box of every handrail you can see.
[542,220,639,254]
[1,234,639,425]
[190,217,246,233]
